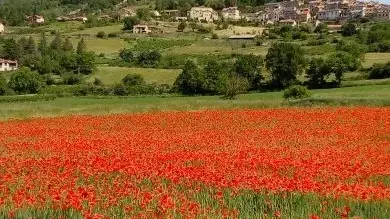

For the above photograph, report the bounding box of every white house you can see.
[0,23,4,34]
[133,25,152,33]
[0,59,18,72]
[188,7,219,22]
[222,7,241,20]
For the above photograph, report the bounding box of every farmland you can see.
[0,108,389,218]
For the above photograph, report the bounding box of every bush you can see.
[211,33,219,39]
[222,74,249,100]
[307,39,327,46]
[122,74,145,86]
[368,62,390,79]
[93,77,103,85]
[61,73,82,85]
[8,67,44,94]
[113,83,127,96]
[108,32,118,38]
[96,31,106,38]
[283,85,311,100]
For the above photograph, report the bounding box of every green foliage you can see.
[63,37,74,53]
[137,51,161,67]
[174,59,203,95]
[234,54,263,90]
[93,77,103,86]
[222,74,250,100]
[336,40,366,59]
[123,16,140,31]
[305,58,330,88]
[0,94,56,103]
[202,60,228,94]
[314,23,328,34]
[119,49,134,62]
[369,62,390,79]
[341,23,358,36]
[0,75,7,96]
[178,22,187,32]
[50,34,63,54]
[77,38,87,54]
[61,73,82,85]
[96,31,106,38]
[136,7,151,20]
[283,85,311,100]
[211,33,219,39]
[265,42,306,89]
[122,74,146,86]
[2,38,20,60]
[327,52,361,84]
[8,67,44,94]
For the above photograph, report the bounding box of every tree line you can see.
[174,42,362,98]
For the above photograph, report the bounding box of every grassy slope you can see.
[1,85,389,120]
[89,66,181,85]
[363,53,390,68]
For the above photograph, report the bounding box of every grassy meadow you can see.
[1,84,389,120]
[90,66,181,85]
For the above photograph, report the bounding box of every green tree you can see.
[341,22,358,37]
[63,37,74,53]
[233,54,263,89]
[36,56,63,75]
[119,49,134,62]
[136,7,150,20]
[50,33,63,53]
[137,51,161,67]
[25,36,37,55]
[222,73,249,100]
[38,33,49,56]
[76,38,87,54]
[336,40,366,60]
[327,52,361,85]
[177,21,187,32]
[305,58,330,88]
[174,59,204,95]
[202,60,228,94]
[123,16,140,31]
[0,75,7,96]
[75,52,96,74]
[8,67,44,94]
[3,38,20,60]
[122,74,146,86]
[314,23,328,34]
[265,42,306,89]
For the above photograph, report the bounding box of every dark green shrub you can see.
[96,31,106,38]
[122,74,145,86]
[0,75,7,96]
[108,32,118,38]
[8,67,44,94]
[369,62,390,79]
[93,77,103,85]
[61,73,82,85]
[283,85,311,100]
[211,33,219,39]
[113,83,127,96]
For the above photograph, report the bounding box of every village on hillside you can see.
[2,0,387,34]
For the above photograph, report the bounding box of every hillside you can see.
[0,0,271,26]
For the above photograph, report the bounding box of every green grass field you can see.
[1,85,389,120]
[363,53,390,68]
[90,66,181,85]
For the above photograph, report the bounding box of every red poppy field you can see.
[0,107,389,218]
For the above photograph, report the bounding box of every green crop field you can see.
[1,85,389,120]
[363,53,390,68]
[90,66,181,85]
